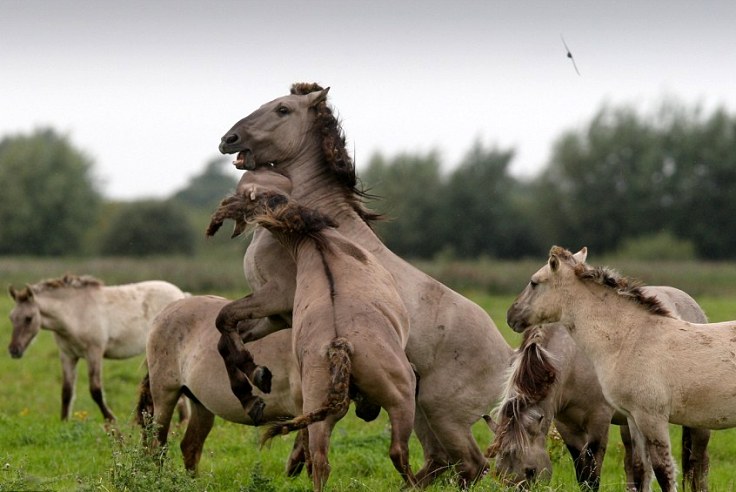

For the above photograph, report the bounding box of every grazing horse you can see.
[8,275,185,421]
[507,246,735,492]
[213,83,512,485]
[490,300,710,491]
[209,185,417,491]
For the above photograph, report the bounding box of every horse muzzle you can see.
[8,345,24,359]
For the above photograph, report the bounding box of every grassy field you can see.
[2,259,736,490]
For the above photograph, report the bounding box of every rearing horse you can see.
[211,83,513,485]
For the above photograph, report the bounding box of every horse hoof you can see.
[253,366,272,393]
[248,397,266,424]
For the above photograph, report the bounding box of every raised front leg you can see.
[86,351,116,421]
[59,351,79,421]
[214,285,292,398]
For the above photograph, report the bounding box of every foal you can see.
[508,246,734,492]
[208,183,417,491]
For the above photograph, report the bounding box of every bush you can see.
[611,231,696,261]
[99,200,197,257]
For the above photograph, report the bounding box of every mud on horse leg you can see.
[215,309,272,423]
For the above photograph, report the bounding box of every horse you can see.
[209,182,417,491]
[489,284,711,491]
[212,82,512,486]
[136,294,303,475]
[8,274,186,421]
[507,246,736,492]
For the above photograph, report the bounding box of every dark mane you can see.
[32,274,104,293]
[487,326,557,457]
[253,192,338,253]
[290,82,382,224]
[574,264,674,318]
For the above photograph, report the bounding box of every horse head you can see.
[8,285,42,358]
[507,246,587,332]
[486,331,558,487]
[487,396,553,487]
[219,86,330,170]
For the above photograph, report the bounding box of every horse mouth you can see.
[233,150,256,170]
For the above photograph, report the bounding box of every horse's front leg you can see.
[215,282,292,393]
[86,349,116,422]
[59,351,79,421]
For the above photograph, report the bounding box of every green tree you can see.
[0,128,102,255]
[99,200,197,256]
[172,157,237,208]
[442,142,541,259]
[362,151,445,258]
[538,101,736,258]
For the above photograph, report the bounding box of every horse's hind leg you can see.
[414,412,452,487]
[285,429,309,478]
[386,404,418,487]
[308,418,338,492]
[180,401,215,475]
[682,426,710,492]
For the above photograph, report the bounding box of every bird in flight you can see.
[561,34,581,76]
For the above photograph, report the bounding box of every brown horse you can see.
[136,294,304,474]
[213,83,512,485]
[8,275,186,421]
[209,184,417,491]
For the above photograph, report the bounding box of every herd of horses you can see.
[7,83,736,492]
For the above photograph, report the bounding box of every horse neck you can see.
[34,289,88,333]
[279,153,381,247]
[561,281,642,357]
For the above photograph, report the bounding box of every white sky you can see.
[3,0,736,200]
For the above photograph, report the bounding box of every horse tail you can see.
[261,337,353,446]
[135,371,154,427]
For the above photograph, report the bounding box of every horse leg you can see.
[385,403,418,487]
[216,334,265,424]
[308,418,337,492]
[216,289,292,391]
[556,419,605,490]
[414,412,451,487]
[180,400,215,475]
[413,394,488,488]
[681,426,710,492]
[59,351,78,421]
[86,351,115,422]
[619,424,647,491]
[285,428,308,478]
[625,416,654,492]
[632,413,676,492]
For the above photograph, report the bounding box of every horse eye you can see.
[276,105,290,116]
[530,280,538,289]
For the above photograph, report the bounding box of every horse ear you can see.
[24,284,35,299]
[573,247,588,263]
[306,87,330,108]
[549,254,560,272]
[8,285,17,300]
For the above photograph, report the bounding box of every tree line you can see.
[2,99,736,260]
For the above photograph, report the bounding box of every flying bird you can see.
[561,34,581,76]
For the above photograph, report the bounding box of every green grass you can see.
[2,279,736,489]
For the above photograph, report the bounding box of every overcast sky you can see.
[3,0,736,200]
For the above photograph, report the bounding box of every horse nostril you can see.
[525,467,537,480]
[224,134,239,145]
